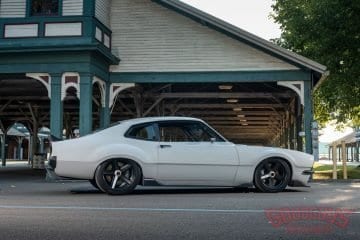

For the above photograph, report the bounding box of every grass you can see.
[312,162,360,180]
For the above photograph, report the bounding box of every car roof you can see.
[120,116,203,126]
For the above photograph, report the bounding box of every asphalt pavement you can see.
[0,165,359,240]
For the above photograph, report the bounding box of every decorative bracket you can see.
[277,81,304,105]
[109,83,135,108]
[92,76,106,108]
[26,73,51,98]
[61,72,80,101]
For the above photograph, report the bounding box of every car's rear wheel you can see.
[95,159,141,195]
[254,158,291,193]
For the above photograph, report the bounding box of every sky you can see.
[181,0,281,40]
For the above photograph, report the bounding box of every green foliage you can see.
[271,0,360,126]
[313,163,360,179]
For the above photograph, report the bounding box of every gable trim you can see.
[110,70,311,83]
[155,0,327,74]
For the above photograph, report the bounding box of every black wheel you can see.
[254,158,291,193]
[95,159,141,195]
[89,179,102,190]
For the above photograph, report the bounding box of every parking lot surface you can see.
[0,166,359,240]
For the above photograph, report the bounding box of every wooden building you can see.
[0,0,328,166]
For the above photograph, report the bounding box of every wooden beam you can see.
[213,125,277,130]
[0,99,13,113]
[117,92,293,99]
[202,117,281,121]
[182,111,282,116]
[117,99,135,116]
[208,121,280,126]
[167,103,285,109]
[0,96,49,101]
[143,97,164,117]
[222,135,271,139]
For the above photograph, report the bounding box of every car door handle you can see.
[160,144,172,149]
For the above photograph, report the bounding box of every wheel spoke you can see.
[269,178,276,187]
[264,163,271,172]
[103,171,114,176]
[120,164,132,172]
[112,160,120,170]
[111,175,119,189]
[261,173,272,180]
[273,162,281,171]
[120,176,132,185]
[275,172,284,181]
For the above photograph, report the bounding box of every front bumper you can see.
[288,168,313,187]
[302,169,314,175]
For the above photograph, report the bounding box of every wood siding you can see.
[45,22,82,37]
[0,0,26,18]
[62,0,83,16]
[95,0,110,27]
[110,0,298,72]
[5,24,38,38]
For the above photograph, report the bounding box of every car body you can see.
[48,117,314,194]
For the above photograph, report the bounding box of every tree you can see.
[271,0,360,126]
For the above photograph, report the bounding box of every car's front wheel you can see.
[95,159,141,195]
[254,158,291,193]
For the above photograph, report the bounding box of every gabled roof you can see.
[156,0,327,74]
[331,131,357,145]
[7,127,27,137]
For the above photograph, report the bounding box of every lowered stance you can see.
[48,117,314,195]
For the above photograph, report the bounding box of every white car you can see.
[48,117,314,195]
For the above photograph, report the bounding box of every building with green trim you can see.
[0,0,328,166]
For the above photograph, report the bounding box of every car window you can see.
[126,124,157,141]
[159,125,192,142]
[185,123,213,141]
[158,121,225,142]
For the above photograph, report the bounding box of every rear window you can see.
[125,124,157,141]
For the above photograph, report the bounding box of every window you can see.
[126,124,157,141]
[159,125,192,142]
[158,121,225,142]
[31,0,59,16]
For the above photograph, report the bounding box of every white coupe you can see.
[48,117,314,195]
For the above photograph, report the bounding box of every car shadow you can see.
[70,186,304,195]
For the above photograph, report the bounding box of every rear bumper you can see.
[46,156,77,181]
[46,162,81,181]
[48,156,57,170]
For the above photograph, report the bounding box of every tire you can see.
[254,158,291,193]
[94,159,141,195]
[89,179,102,191]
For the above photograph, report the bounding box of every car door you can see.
[156,120,239,186]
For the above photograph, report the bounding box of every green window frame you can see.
[27,0,62,17]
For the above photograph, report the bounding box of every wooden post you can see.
[341,141,347,179]
[332,144,337,179]
[79,73,93,136]
[304,80,313,154]
[1,134,6,167]
[50,73,63,139]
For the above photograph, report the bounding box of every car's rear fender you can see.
[89,144,157,180]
